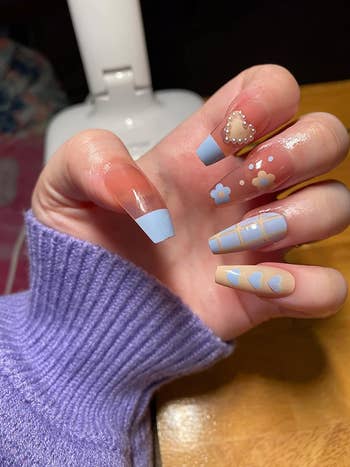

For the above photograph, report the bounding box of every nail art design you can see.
[209,147,293,205]
[223,111,256,145]
[252,170,275,189]
[248,271,263,289]
[268,275,282,293]
[196,92,272,165]
[135,209,174,243]
[104,162,175,243]
[210,183,232,205]
[209,212,287,254]
[215,265,295,297]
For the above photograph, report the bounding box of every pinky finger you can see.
[215,263,348,318]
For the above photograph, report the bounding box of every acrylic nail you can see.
[104,161,174,243]
[209,212,287,254]
[209,145,293,205]
[215,265,295,297]
[196,92,269,166]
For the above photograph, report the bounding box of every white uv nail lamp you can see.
[44,0,204,162]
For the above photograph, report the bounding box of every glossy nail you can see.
[209,212,287,254]
[196,92,269,165]
[215,265,295,297]
[210,145,293,205]
[104,162,174,243]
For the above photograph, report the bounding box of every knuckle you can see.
[61,129,126,175]
[322,269,348,315]
[305,112,349,158]
[65,129,121,153]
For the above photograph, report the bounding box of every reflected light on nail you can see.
[281,132,308,150]
[132,189,148,214]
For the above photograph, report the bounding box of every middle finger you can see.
[208,112,349,206]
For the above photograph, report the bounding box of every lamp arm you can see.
[67,0,152,96]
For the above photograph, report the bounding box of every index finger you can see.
[193,64,300,165]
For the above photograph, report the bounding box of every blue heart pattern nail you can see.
[209,212,287,254]
[268,275,282,293]
[215,265,295,297]
[248,271,263,289]
[227,268,241,286]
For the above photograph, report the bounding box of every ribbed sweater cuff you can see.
[2,211,232,444]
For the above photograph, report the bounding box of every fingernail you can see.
[215,265,295,297]
[196,93,268,165]
[209,145,293,205]
[104,161,175,243]
[209,212,287,254]
[135,208,174,243]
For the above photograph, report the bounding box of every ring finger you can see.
[208,180,350,254]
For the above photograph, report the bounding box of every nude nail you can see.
[215,265,295,297]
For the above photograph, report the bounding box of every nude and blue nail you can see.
[135,208,175,243]
[215,265,295,296]
[209,212,287,254]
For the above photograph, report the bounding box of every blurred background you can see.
[1,0,349,103]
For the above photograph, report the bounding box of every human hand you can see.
[32,65,350,340]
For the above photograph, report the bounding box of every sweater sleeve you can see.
[0,211,233,467]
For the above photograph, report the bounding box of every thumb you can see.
[32,129,174,243]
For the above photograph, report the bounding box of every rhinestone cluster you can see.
[223,110,256,145]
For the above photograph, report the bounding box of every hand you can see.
[32,65,350,340]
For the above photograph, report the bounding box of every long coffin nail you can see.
[104,162,174,243]
[196,93,270,166]
[209,212,287,254]
[215,265,295,297]
[209,145,293,205]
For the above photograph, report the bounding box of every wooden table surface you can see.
[156,80,350,466]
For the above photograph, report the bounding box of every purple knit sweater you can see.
[0,212,232,466]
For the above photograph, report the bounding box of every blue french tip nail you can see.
[209,212,287,254]
[196,135,224,166]
[135,208,175,243]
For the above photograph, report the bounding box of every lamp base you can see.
[45,89,203,162]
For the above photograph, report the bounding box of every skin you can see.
[32,65,350,341]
